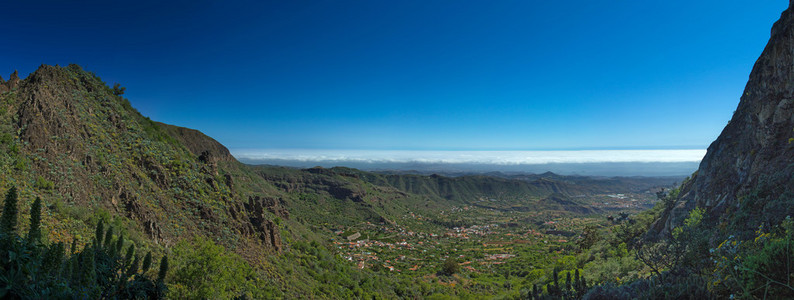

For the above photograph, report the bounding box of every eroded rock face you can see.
[660,2,794,233]
[6,70,20,90]
[244,196,285,252]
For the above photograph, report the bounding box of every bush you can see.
[112,83,126,96]
[441,257,459,276]
[169,236,266,299]
[35,176,54,190]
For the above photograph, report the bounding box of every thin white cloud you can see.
[231,149,706,165]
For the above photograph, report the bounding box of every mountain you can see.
[0,64,286,253]
[575,3,794,298]
[657,1,794,235]
[328,167,674,214]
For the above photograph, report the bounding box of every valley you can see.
[277,167,673,297]
[2,2,793,298]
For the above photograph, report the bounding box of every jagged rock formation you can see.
[244,195,287,251]
[0,70,21,92]
[659,1,794,233]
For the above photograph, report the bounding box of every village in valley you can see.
[325,190,660,282]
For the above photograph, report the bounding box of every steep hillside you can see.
[536,193,599,215]
[0,64,288,253]
[658,1,794,234]
[0,65,431,298]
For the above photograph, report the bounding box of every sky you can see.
[0,0,789,153]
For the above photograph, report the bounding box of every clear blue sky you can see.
[1,1,787,150]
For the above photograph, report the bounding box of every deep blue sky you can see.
[1,1,788,150]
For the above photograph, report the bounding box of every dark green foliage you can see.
[529,267,590,299]
[112,83,126,95]
[126,255,140,278]
[95,219,105,247]
[0,192,167,299]
[587,182,794,299]
[577,224,599,250]
[583,274,709,299]
[103,226,114,250]
[26,197,41,245]
[158,255,168,283]
[34,176,53,190]
[574,269,587,298]
[169,237,266,298]
[124,244,135,268]
[0,186,18,234]
[708,217,794,298]
[115,233,124,256]
[441,257,459,276]
[142,252,152,274]
[545,267,561,297]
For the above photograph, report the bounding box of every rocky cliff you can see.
[659,1,794,233]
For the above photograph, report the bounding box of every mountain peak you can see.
[659,4,794,233]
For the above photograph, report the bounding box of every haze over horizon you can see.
[1,1,787,164]
[233,149,705,176]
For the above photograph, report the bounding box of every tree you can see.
[112,83,126,96]
[1,186,19,234]
[577,224,600,250]
[441,257,459,276]
[26,197,42,244]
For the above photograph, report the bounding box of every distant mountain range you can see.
[238,158,699,176]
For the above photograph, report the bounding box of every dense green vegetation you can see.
[0,187,167,298]
[169,237,271,299]
[568,182,794,299]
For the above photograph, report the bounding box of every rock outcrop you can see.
[660,2,794,233]
[157,122,234,163]
[0,70,20,92]
[244,196,285,251]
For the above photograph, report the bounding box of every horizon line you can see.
[231,149,707,165]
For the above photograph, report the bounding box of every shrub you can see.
[35,176,54,190]
[441,257,459,276]
[112,83,126,96]
[169,236,265,299]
